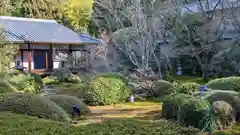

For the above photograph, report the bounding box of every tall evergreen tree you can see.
[0,0,13,16]
[20,0,62,21]
[10,0,24,16]
[60,0,94,33]
[0,28,19,72]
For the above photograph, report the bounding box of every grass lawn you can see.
[86,101,162,122]
[41,77,240,135]
[165,74,207,84]
[213,124,240,135]
[0,112,207,135]
[49,82,82,96]
[1,111,238,135]
[0,94,238,135]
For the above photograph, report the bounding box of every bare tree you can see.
[92,0,240,80]
[163,0,240,80]
[93,0,171,79]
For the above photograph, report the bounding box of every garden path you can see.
[76,101,162,126]
[42,83,162,126]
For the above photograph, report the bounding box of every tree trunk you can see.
[202,68,209,82]
[202,54,209,82]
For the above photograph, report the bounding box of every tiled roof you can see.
[0,16,101,44]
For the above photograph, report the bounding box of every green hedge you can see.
[203,90,240,114]
[162,93,191,119]
[67,73,81,83]
[155,80,173,96]
[42,76,60,85]
[48,95,90,115]
[0,112,207,135]
[177,83,201,95]
[0,82,13,94]
[84,76,131,105]
[178,98,212,132]
[206,77,240,92]
[30,73,43,88]
[52,68,71,82]
[0,92,70,122]
[4,71,42,94]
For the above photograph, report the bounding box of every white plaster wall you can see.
[53,62,61,69]
[12,51,34,70]
[11,62,34,70]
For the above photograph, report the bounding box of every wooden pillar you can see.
[28,43,32,72]
[88,50,91,69]
[48,44,53,69]
[69,44,73,67]
[69,44,72,53]
[20,50,24,66]
[45,51,48,69]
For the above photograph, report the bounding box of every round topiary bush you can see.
[203,91,240,113]
[67,73,81,83]
[0,83,13,94]
[212,101,236,130]
[178,83,201,95]
[0,92,70,122]
[52,68,71,82]
[162,93,192,119]
[206,77,240,92]
[178,98,212,131]
[84,76,131,105]
[155,80,173,97]
[4,70,42,94]
[30,73,43,88]
[42,76,60,85]
[47,95,90,115]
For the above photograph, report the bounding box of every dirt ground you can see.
[75,101,162,126]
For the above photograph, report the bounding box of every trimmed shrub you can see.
[84,76,131,105]
[21,78,41,94]
[93,72,125,80]
[52,68,71,82]
[51,68,81,83]
[178,98,212,132]
[212,101,236,130]
[162,93,191,119]
[30,73,43,88]
[4,71,41,94]
[67,73,81,83]
[0,112,208,135]
[42,76,60,85]
[203,91,240,114]
[206,77,240,92]
[0,82,13,94]
[48,95,90,115]
[0,92,70,122]
[178,83,201,95]
[155,80,173,96]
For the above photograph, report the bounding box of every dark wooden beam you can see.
[69,44,73,53]
[45,51,48,69]
[20,50,24,66]
[28,43,32,72]
[20,49,87,51]
[48,44,53,69]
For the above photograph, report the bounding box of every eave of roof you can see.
[0,16,101,45]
